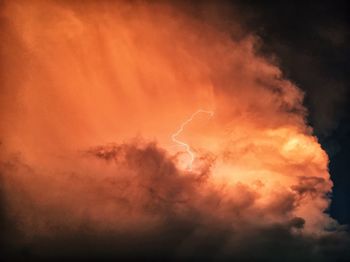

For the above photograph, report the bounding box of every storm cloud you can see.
[0,1,349,261]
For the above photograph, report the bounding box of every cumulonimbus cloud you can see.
[0,1,348,261]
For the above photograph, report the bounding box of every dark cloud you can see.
[1,142,349,261]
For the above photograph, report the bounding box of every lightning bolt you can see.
[171,110,214,171]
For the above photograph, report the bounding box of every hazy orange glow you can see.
[0,0,336,247]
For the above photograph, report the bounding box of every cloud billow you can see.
[0,1,348,261]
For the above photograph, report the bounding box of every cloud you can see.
[1,142,349,261]
[0,0,349,261]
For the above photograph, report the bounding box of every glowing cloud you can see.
[0,0,348,261]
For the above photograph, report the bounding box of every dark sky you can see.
[233,0,350,225]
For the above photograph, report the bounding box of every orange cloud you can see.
[0,0,348,260]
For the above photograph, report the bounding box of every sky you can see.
[0,1,349,261]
